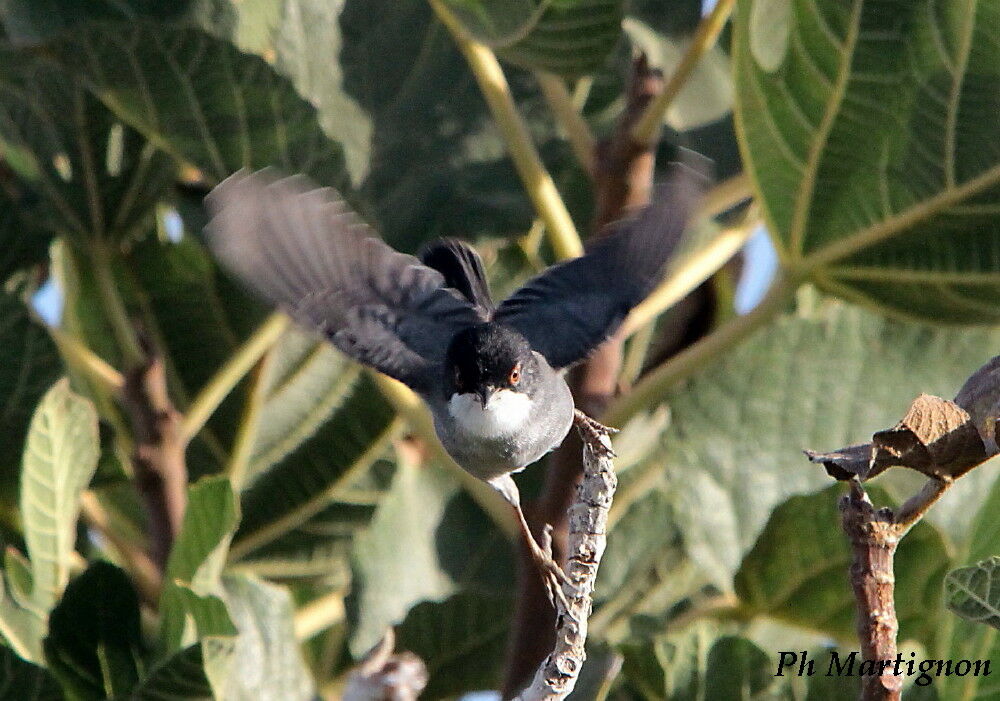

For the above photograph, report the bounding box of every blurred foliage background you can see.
[0,0,998,698]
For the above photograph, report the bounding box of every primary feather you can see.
[204,169,482,396]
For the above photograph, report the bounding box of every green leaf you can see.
[0,48,176,245]
[618,624,783,699]
[238,0,590,253]
[160,476,238,653]
[348,461,460,656]
[0,0,217,43]
[130,645,213,701]
[0,292,62,507]
[964,467,1000,565]
[647,296,1000,585]
[444,0,625,77]
[247,330,359,481]
[394,592,513,700]
[231,377,398,563]
[733,0,1000,322]
[946,556,1000,630]
[0,575,45,664]
[20,379,99,613]
[43,561,142,701]
[735,485,951,646]
[54,21,349,189]
[0,645,60,701]
[217,574,313,700]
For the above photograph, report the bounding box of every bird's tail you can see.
[418,239,495,314]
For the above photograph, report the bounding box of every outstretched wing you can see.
[493,160,707,369]
[204,169,483,395]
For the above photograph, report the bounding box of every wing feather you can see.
[205,169,482,395]
[493,159,708,369]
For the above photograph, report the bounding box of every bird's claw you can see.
[573,410,617,458]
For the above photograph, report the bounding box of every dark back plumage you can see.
[418,239,495,315]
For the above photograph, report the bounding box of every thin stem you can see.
[87,238,144,367]
[606,271,795,427]
[620,216,757,337]
[225,356,272,492]
[534,71,596,176]
[372,374,519,540]
[48,326,124,392]
[80,491,162,606]
[429,0,584,260]
[698,173,752,220]
[631,0,738,146]
[294,589,347,641]
[181,313,289,444]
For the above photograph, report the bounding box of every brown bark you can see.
[121,349,188,571]
[502,55,665,697]
[840,481,902,701]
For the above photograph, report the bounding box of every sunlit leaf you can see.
[20,379,99,613]
[734,0,1000,322]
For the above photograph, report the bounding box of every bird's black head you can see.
[445,323,539,403]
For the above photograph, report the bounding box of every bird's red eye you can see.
[509,364,521,385]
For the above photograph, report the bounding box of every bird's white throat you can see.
[448,389,532,437]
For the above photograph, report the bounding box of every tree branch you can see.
[120,348,187,571]
[514,419,617,700]
[840,480,902,701]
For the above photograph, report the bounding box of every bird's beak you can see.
[477,387,495,407]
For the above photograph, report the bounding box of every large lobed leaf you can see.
[51,21,349,190]
[0,47,175,246]
[735,485,950,646]
[231,376,398,565]
[643,296,1000,585]
[734,0,1000,322]
[444,0,625,77]
[946,556,1000,631]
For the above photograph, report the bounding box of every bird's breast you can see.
[447,390,532,438]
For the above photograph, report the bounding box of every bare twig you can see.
[840,481,902,701]
[121,348,188,571]
[515,418,617,700]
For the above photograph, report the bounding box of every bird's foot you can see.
[573,409,617,458]
[530,525,573,614]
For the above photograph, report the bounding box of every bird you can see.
[204,160,705,589]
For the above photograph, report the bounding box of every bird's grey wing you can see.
[204,169,483,395]
[493,160,707,369]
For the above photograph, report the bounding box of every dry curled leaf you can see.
[807,356,1000,482]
